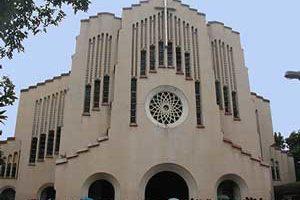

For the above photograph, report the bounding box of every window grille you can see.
[46,130,55,156]
[176,47,182,72]
[184,52,191,78]
[55,127,61,155]
[140,50,147,76]
[195,81,202,125]
[159,41,164,66]
[223,86,231,114]
[83,84,91,113]
[102,75,110,104]
[130,78,137,124]
[93,80,101,108]
[38,134,46,160]
[150,45,156,71]
[215,81,222,109]
[29,137,38,163]
[232,91,239,119]
[167,42,173,66]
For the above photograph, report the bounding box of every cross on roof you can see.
[155,0,176,47]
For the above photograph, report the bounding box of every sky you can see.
[1,0,300,139]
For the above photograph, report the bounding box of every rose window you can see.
[146,86,188,128]
[149,91,183,125]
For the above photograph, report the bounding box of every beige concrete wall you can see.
[251,93,296,186]
[271,147,296,186]
[55,135,272,199]
[55,0,272,199]
[60,13,121,156]
[251,93,274,161]
[208,22,262,159]
[0,138,21,192]
[13,73,69,199]
[0,0,296,199]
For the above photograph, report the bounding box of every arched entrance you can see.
[88,180,115,200]
[217,180,241,200]
[1,188,16,200]
[40,186,56,200]
[145,171,189,200]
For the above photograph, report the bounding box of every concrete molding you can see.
[98,136,109,142]
[81,12,121,23]
[251,92,270,103]
[207,21,240,36]
[56,158,68,165]
[76,147,89,154]
[223,137,269,168]
[20,71,70,93]
[124,0,206,17]
[56,136,109,166]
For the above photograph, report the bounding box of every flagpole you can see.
[164,0,168,47]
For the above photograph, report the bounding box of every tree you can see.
[274,132,286,150]
[0,0,91,134]
[286,130,300,181]
[0,0,90,59]
[0,74,17,126]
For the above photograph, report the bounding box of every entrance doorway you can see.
[0,188,16,200]
[88,179,115,200]
[40,186,56,200]
[145,171,189,200]
[217,180,241,200]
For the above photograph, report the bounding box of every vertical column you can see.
[195,29,201,80]
[130,78,137,126]
[99,33,104,78]
[215,40,224,110]
[192,27,197,80]
[132,24,136,76]
[32,100,38,136]
[85,39,92,84]
[135,23,139,76]
[89,37,96,83]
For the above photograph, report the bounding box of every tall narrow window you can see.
[11,163,17,178]
[140,50,147,76]
[11,153,18,178]
[232,91,239,119]
[93,79,101,108]
[29,137,38,163]
[195,81,203,126]
[83,84,91,113]
[271,159,276,180]
[275,161,281,180]
[6,162,11,177]
[159,41,164,66]
[0,161,5,177]
[102,75,110,104]
[185,52,191,78]
[176,47,182,72]
[130,78,137,125]
[223,86,230,114]
[38,134,46,160]
[167,42,173,67]
[55,127,61,155]
[46,130,55,156]
[150,45,156,71]
[215,81,223,109]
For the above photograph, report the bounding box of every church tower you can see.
[0,0,296,199]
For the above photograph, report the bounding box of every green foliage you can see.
[285,130,300,181]
[274,132,286,150]
[0,75,17,124]
[0,0,90,59]
[286,130,300,155]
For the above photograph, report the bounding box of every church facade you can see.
[0,0,296,199]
